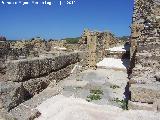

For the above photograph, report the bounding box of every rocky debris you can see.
[64,44,80,51]
[2,39,49,61]
[48,40,66,52]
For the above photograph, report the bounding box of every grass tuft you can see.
[86,89,103,102]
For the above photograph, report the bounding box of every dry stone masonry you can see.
[2,5,160,117]
[0,30,124,119]
[129,0,160,110]
[79,29,118,69]
[0,52,81,114]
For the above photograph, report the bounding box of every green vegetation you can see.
[113,98,127,110]
[0,36,6,41]
[90,89,104,95]
[86,89,103,102]
[110,85,120,89]
[65,37,80,44]
[86,94,101,102]
[75,86,82,89]
[118,36,130,41]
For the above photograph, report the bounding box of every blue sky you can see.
[0,0,133,40]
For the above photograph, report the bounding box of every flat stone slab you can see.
[128,101,154,111]
[21,86,62,109]
[0,110,16,120]
[130,84,160,103]
[10,104,41,120]
[58,68,129,106]
[8,86,62,120]
[97,58,129,70]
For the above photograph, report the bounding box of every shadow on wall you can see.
[121,42,131,69]
[124,42,130,51]
[123,42,131,109]
[121,59,130,69]
[123,82,131,110]
[127,49,137,78]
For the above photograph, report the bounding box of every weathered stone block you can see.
[128,101,154,111]
[0,109,16,120]
[23,77,50,96]
[153,99,160,112]
[0,82,26,111]
[5,53,80,82]
[18,60,30,81]
[29,59,39,78]
[1,52,80,114]
[130,84,160,103]
[155,73,160,82]
[49,64,74,82]
[5,61,20,82]
[10,104,41,120]
[39,58,50,75]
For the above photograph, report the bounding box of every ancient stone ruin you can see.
[129,0,160,110]
[0,38,85,119]
[79,29,119,69]
[0,0,160,119]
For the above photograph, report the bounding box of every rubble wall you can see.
[79,30,118,69]
[129,0,160,110]
[0,42,10,59]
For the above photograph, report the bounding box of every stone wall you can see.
[79,29,118,69]
[0,41,10,74]
[1,39,67,61]
[47,40,66,51]
[129,0,160,110]
[0,52,81,112]
[0,41,10,59]
[64,44,80,51]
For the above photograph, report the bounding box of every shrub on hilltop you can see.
[0,36,6,41]
[65,37,80,44]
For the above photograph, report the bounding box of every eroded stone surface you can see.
[130,84,160,103]
[0,82,27,111]
[5,53,79,82]
[0,52,81,113]
[129,0,160,108]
